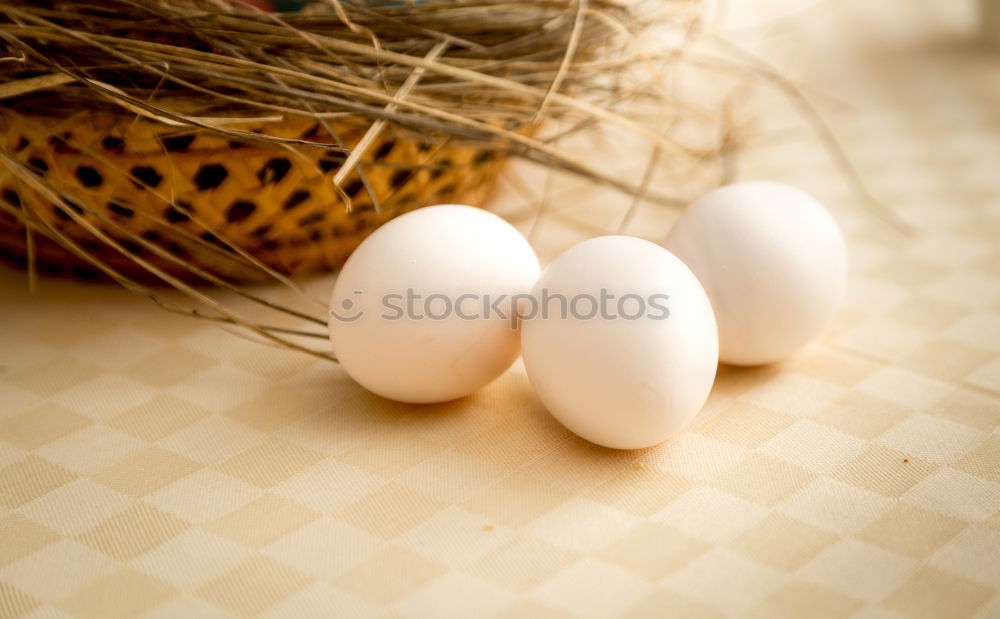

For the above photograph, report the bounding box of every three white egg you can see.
[329,181,847,449]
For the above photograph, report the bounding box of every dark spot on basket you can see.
[49,135,78,154]
[416,142,433,153]
[319,155,346,173]
[101,136,124,152]
[344,179,365,197]
[300,124,321,140]
[66,200,84,215]
[202,233,236,252]
[0,245,27,266]
[225,199,256,223]
[42,261,64,274]
[121,240,144,255]
[390,169,412,191]
[71,264,97,278]
[332,225,345,238]
[72,265,102,280]
[260,239,280,250]
[108,201,134,218]
[283,190,310,210]
[250,224,271,238]
[194,164,228,190]
[142,230,161,242]
[14,136,29,152]
[28,158,48,174]
[75,166,103,188]
[164,202,191,223]
[258,157,291,185]
[2,189,21,208]
[439,183,458,196]
[80,238,101,251]
[351,200,375,214]
[162,134,196,152]
[309,229,322,241]
[298,211,324,226]
[130,165,163,189]
[475,150,498,164]
[227,141,247,149]
[167,242,190,258]
[374,141,394,161]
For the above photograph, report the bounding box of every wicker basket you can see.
[0,107,511,282]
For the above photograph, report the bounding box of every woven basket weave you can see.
[0,108,510,281]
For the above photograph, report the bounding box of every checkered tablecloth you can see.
[1,1,998,617]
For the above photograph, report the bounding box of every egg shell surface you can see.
[665,181,848,366]
[329,205,541,403]
[520,236,718,450]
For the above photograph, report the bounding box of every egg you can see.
[520,236,718,450]
[329,205,541,403]
[664,181,848,366]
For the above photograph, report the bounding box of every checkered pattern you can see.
[2,1,999,617]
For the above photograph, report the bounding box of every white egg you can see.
[329,205,540,403]
[520,236,718,450]
[664,180,848,366]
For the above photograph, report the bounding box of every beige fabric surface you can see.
[2,1,999,618]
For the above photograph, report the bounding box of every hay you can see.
[0,0,741,359]
[1,1,712,194]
